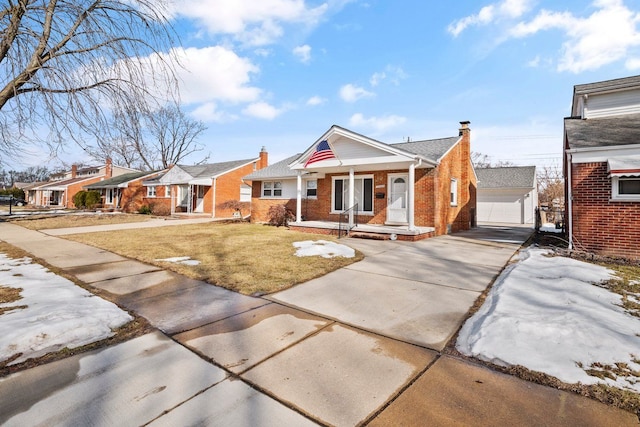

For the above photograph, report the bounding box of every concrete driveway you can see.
[271,225,533,351]
[2,221,638,426]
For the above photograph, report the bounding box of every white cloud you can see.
[448,0,533,37]
[306,96,327,106]
[169,46,261,105]
[339,84,375,102]
[369,65,407,86]
[625,57,640,70]
[509,0,640,73]
[242,101,284,119]
[349,113,406,132]
[293,44,312,63]
[171,0,329,46]
[190,102,237,123]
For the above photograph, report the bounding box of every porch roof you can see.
[84,171,158,189]
[36,176,97,191]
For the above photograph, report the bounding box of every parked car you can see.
[0,195,27,206]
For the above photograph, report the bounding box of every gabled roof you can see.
[84,171,160,189]
[36,175,99,190]
[476,166,536,189]
[565,114,640,150]
[179,158,257,179]
[574,75,640,96]
[244,154,302,180]
[390,137,460,163]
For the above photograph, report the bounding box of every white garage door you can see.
[478,191,523,224]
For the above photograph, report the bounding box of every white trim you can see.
[450,178,458,207]
[331,174,374,215]
[261,180,283,198]
[611,176,640,201]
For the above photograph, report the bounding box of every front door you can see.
[387,174,408,224]
[195,185,205,213]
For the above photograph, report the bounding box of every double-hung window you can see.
[305,179,317,198]
[450,178,458,206]
[262,181,282,197]
[146,186,156,198]
[332,176,373,214]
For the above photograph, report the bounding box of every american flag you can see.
[304,140,335,167]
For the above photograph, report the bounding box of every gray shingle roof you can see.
[476,166,536,189]
[574,75,640,96]
[390,137,460,162]
[180,158,256,179]
[565,114,640,149]
[84,171,154,189]
[244,154,302,180]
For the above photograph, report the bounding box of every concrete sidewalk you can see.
[0,221,637,426]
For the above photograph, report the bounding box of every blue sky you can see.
[14,0,640,171]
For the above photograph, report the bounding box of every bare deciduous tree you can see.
[0,0,177,156]
[537,164,564,207]
[471,152,515,168]
[92,103,208,170]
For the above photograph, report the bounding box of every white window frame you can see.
[262,181,283,198]
[611,176,640,201]
[146,186,156,198]
[450,178,458,207]
[305,179,317,199]
[331,175,374,215]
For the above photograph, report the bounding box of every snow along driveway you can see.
[457,247,640,393]
[0,253,132,365]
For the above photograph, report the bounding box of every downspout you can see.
[567,152,573,250]
[296,172,302,223]
[408,158,421,231]
[348,168,355,228]
[212,178,217,218]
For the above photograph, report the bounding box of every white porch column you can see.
[348,167,355,227]
[296,171,302,223]
[408,162,416,231]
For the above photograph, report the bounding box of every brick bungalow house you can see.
[244,122,476,240]
[29,159,138,208]
[83,170,166,213]
[564,75,640,259]
[476,166,537,225]
[152,148,269,218]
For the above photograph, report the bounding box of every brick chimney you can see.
[71,164,77,178]
[105,157,113,178]
[258,146,268,170]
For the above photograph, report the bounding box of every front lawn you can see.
[9,213,151,230]
[66,223,363,295]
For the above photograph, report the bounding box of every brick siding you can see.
[571,162,640,259]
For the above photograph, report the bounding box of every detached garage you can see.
[476,166,537,224]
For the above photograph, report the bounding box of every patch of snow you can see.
[155,256,201,266]
[0,254,133,365]
[293,240,355,259]
[539,223,562,233]
[456,247,640,393]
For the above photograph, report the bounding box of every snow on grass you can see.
[0,253,133,365]
[293,240,355,259]
[155,256,201,266]
[457,247,640,393]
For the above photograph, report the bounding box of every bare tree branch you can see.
[0,0,178,157]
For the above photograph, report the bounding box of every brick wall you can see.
[215,162,260,218]
[571,162,640,259]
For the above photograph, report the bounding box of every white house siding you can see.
[585,89,640,118]
[477,188,535,224]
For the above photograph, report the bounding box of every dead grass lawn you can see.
[66,223,363,295]
[10,213,151,230]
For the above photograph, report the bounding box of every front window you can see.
[146,186,156,198]
[612,177,640,200]
[262,181,282,197]
[332,176,373,213]
[450,178,458,206]
[306,179,317,198]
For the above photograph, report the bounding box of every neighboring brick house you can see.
[564,75,640,259]
[30,159,139,208]
[155,148,268,217]
[476,166,537,225]
[83,170,166,213]
[244,122,476,240]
